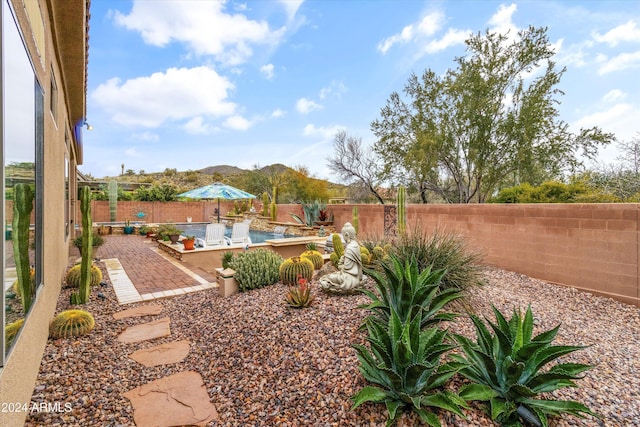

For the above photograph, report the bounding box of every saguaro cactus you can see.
[270,186,278,221]
[262,192,269,217]
[12,183,34,313]
[108,179,118,222]
[397,185,406,234]
[77,186,93,304]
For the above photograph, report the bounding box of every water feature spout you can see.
[274,225,288,236]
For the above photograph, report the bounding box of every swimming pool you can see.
[177,223,295,244]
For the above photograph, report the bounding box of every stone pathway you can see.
[115,304,218,426]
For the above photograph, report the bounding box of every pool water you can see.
[178,223,294,244]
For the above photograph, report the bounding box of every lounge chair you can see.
[204,223,227,246]
[229,222,251,246]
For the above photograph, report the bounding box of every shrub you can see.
[279,256,314,286]
[453,305,599,426]
[285,275,315,309]
[221,251,234,269]
[65,264,102,288]
[300,249,323,270]
[73,232,104,249]
[5,318,24,348]
[391,227,485,292]
[229,248,283,292]
[49,310,95,339]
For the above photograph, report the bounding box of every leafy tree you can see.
[281,166,330,203]
[327,130,385,204]
[372,26,614,203]
[239,164,287,204]
[135,183,178,201]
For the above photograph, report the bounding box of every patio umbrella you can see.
[177,182,256,222]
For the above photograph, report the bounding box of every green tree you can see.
[372,26,614,203]
[281,166,330,203]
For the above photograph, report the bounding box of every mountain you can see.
[199,165,245,175]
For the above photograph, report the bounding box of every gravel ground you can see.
[25,265,639,427]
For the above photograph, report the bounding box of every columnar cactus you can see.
[279,256,314,285]
[352,206,359,234]
[270,186,278,221]
[262,192,269,217]
[397,185,406,235]
[12,183,34,313]
[108,179,118,222]
[301,249,324,270]
[49,310,95,339]
[330,233,345,268]
[76,186,93,304]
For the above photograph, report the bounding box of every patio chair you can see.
[204,223,227,246]
[229,222,251,246]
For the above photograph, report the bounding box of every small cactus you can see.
[360,246,372,266]
[262,193,269,217]
[330,233,345,268]
[5,318,25,348]
[228,248,283,292]
[49,309,95,339]
[279,256,314,286]
[397,185,406,235]
[301,249,324,270]
[352,206,359,234]
[11,267,35,302]
[65,264,102,288]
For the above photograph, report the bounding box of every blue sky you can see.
[82,0,640,180]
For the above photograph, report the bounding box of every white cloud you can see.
[603,89,627,103]
[593,20,640,47]
[574,103,640,142]
[260,63,275,79]
[422,28,470,54]
[132,131,159,142]
[488,3,518,37]
[223,115,251,130]
[302,123,345,139]
[92,66,236,127]
[113,0,285,66]
[271,108,285,118]
[598,49,640,74]
[377,11,445,54]
[125,147,141,157]
[184,116,212,135]
[319,81,346,99]
[295,97,322,114]
[278,0,303,21]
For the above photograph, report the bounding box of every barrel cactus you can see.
[301,249,324,270]
[279,256,314,286]
[11,267,35,302]
[360,246,372,266]
[49,309,95,339]
[65,263,102,288]
[330,233,345,268]
[5,318,25,348]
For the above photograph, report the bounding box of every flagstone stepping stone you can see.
[129,340,191,367]
[123,370,218,427]
[117,317,170,343]
[113,304,163,320]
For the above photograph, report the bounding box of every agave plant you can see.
[352,309,467,427]
[285,275,315,309]
[453,305,599,427]
[360,255,463,329]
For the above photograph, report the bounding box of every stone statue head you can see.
[341,222,356,241]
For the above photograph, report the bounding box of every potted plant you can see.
[182,235,196,250]
[139,225,149,236]
[123,219,134,235]
[157,223,182,244]
[314,208,333,226]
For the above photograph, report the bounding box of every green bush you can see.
[489,180,622,203]
[73,232,104,249]
[391,227,485,292]
[229,248,283,292]
[453,305,599,426]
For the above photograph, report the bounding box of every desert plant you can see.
[305,241,318,251]
[270,186,278,221]
[49,309,95,339]
[73,232,104,249]
[108,179,118,222]
[11,267,35,303]
[285,275,315,308]
[397,186,406,235]
[12,183,34,312]
[262,193,269,216]
[279,256,314,285]
[157,223,183,240]
[301,249,324,270]
[360,246,372,266]
[229,248,283,292]
[360,255,462,330]
[77,185,93,304]
[352,312,467,426]
[5,318,24,348]
[329,233,345,268]
[453,305,599,427]
[352,206,359,233]
[221,251,235,269]
[391,227,485,292]
[65,264,102,288]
